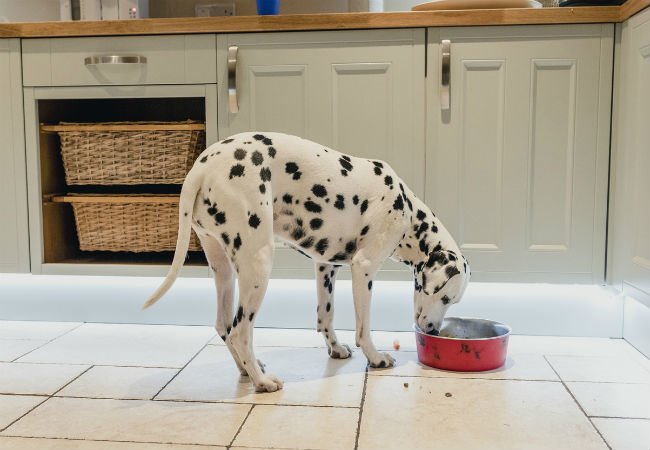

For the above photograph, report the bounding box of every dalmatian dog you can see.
[144,132,470,393]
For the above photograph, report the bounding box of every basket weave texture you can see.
[67,195,201,252]
[57,121,205,185]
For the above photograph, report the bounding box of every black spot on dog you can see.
[310,218,323,230]
[260,167,271,182]
[249,312,255,321]
[374,167,382,175]
[253,133,267,142]
[286,162,299,174]
[339,157,353,171]
[419,238,429,255]
[360,200,369,215]
[268,147,276,158]
[319,265,326,272]
[345,239,357,254]
[237,305,244,322]
[326,302,331,312]
[304,201,322,213]
[229,164,245,179]
[312,184,327,198]
[221,233,230,245]
[300,236,314,248]
[233,233,242,250]
[316,238,329,255]
[259,184,266,194]
[368,280,373,290]
[200,155,208,163]
[222,138,234,144]
[282,194,293,204]
[445,265,460,279]
[232,316,238,328]
[441,295,451,305]
[248,214,261,229]
[291,227,305,240]
[214,211,226,225]
[353,195,359,205]
[360,225,370,236]
[415,222,429,239]
[393,195,404,210]
[384,175,393,186]
[372,161,384,169]
[334,195,345,210]
[251,150,264,166]
[417,210,426,221]
[234,148,247,160]
[330,252,348,262]
[341,169,348,177]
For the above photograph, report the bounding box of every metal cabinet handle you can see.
[84,55,147,65]
[228,45,239,114]
[440,40,451,111]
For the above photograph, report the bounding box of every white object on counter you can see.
[59,0,72,21]
[101,0,119,20]
[412,0,542,9]
[79,0,101,20]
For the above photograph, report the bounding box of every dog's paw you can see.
[368,352,396,369]
[254,374,284,393]
[328,343,352,359]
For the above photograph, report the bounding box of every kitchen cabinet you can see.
[426,25,614,283]
[610,8,650,299]
[217,29,425,278]
[0,39,30,273]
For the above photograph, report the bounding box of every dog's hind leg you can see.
[315,263,352,359]
[197,233,250,375]
[229,241,283,392]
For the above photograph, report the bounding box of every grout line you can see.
[0,363,94,433]
[227,404,255,449]
[0,435,225,447]
[150,336,215,401]
[10,322,85,363]
[353,362,370,450]
[589,415,650,420]
[368,373,563,383]
[543,356,614,450]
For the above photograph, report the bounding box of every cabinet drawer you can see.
[22,35,216,87]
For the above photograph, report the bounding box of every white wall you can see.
[0,0,61,22]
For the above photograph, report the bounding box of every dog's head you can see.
[413,250,470,335]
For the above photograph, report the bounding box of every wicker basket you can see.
[41,121,206,185]
[53,194,202,252]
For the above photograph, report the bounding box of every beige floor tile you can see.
[158,345,366,407]
[0,395,46,430]
[592,418,650,450]
[56,366,179,400]
[17,323,215,368]
[0,437,225,450]
[0,321,81,341]
[2,397,250,446]
[0,363,89,395]
[611,339,650,372]
[0,340,48,362]
[233,404,358,450]
[507,336,624,356]
[546,355,650,383]
[358,376,608,450]
[567,382,650,418]
[368,350,558,381]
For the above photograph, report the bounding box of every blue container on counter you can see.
[256,0,279,15]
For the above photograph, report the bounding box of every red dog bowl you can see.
[415,317,511,372]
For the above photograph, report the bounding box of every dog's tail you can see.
[142,169,201,309]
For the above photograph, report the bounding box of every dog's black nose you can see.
[425,322,439,336]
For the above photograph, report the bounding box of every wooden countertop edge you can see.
[0,0,646,39]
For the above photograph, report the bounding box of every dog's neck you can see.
[390,190,459,271]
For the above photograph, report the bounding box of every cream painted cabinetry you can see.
[0,39,29,273]
[217,29,425,278]
[610,8,650,299]
[426,25,613,283]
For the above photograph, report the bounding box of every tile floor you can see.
[0,321,648,450]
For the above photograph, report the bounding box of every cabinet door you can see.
[217,29,425,197]
[426,25,613,283]
[610,10,650,296]
[0,39,29,273]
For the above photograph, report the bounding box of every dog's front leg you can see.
[350,256,396,368]
[315,263,352,359]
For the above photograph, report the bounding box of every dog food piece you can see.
[393,339,400,350]
[445,392,453,397]
[403,382,409,388]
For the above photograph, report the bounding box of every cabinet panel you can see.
[427,25,613,282]
[0,39,29,273]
